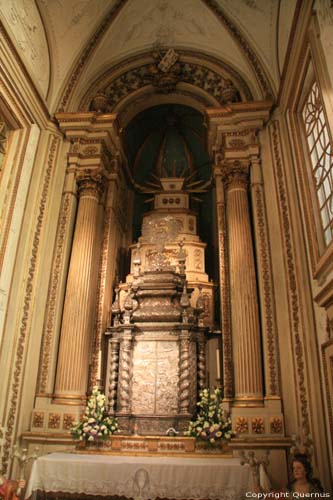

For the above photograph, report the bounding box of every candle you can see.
[216,349,221,380]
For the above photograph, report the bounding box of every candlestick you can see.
[216,348,221,380]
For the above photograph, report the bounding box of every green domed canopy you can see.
[124,104,211,185]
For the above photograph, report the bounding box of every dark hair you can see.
[287,454,324,492]
[291,454,313,480]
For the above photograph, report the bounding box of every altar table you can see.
[25,452,253,500]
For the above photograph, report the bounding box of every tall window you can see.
[302,81,333,247]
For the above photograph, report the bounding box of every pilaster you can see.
[250,158,281,400]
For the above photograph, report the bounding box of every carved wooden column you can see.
[222,160,263,405]
[197,332,207,390]
[117,332,133,414]
[179,331,191,414]
[106,337,120,413]
[54,171,105,403]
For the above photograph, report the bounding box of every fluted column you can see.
[54,171,105,403]
[222,161,263,405]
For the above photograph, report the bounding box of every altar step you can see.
[22,431,291,460]
[75,435,231,456]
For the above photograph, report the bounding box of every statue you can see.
[0,477,25,500]
[287,454,323,494]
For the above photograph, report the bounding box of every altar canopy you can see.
[25,453,253,500]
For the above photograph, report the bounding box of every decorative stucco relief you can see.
[85,50,251,113]
[38,191,74,394]
[37,0,117,106]
[0,127,39,352]
[55,0,273,112]
[0,119,7,160]
[0,0,50,97]
[203,0,275,98]
[252,184,280,396]
[82,0,253,96]
[269,120,310,438]
[2,135,60,474]
[90,205,112,389]
[57,0,127,111]
[217,202,233,399]
[315,0,333,89]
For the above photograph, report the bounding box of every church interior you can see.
[0,0,333,496]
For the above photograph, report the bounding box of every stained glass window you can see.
[302,81,333,246]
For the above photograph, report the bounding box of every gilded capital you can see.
[221,160,250,190]
[76,170,106,200]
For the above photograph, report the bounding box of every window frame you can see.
[300,77,333,252]
[288,41,333,280]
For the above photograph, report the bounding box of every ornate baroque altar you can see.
[105,178,213,434]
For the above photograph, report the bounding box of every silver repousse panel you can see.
[131,340,179,415]
[132,341,156,414]
[156,341,179,414]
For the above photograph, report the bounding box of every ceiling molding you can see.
[57,0,129,112]
[202,0,275,100]
[0,20,51,125]
[55,0,275,113]
[277,0,311,106]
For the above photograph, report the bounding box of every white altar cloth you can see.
[25,452,252,500]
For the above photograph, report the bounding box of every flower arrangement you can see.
[185,388,235,444]
[71,386,118,442]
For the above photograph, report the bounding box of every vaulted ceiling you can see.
[0,0,298,114]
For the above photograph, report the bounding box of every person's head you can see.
[291,454,313,481]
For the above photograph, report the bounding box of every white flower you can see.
[186,387,234,442]
[88,435,94,441]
